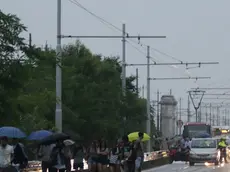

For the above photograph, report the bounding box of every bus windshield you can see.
[183,124,211,138]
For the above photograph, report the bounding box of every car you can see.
[189,138,220,166]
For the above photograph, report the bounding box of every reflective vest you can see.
[218,141,226,147]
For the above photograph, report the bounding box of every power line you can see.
[150,77,211,80]
[126,62,218,66]
[191,88,230,90]
[67,0,184,63]
[67,0,209,89]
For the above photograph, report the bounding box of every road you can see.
[144,162,230,172]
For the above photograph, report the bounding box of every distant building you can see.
[160,95,177,138]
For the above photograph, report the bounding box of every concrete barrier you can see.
[142,157,170,170]
[26,151,170,172]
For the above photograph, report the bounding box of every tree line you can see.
[0,10,156,143]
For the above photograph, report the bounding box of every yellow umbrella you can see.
[128,132,150,142]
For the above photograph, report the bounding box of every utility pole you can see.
[212,107,215,126]
[209,103,212,125]
[136,68,139,95]
[228,110,230,126]
[121,24,127,135]
[199,102,202,122]
[187,94,191,122]
[205,105,208,123]
[146,46,151,152]
[179,98,182,135]
[29,33,32,48]
[157,90,160,131]
[217,106,219,126]
[56,0,62,132]
[142,85,145,98]
[122,24,126,96]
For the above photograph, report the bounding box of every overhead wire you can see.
[67,0,186,64]
[67,0,207,90]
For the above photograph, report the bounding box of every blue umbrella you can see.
[28,130,53,140]
[0,126,26,138]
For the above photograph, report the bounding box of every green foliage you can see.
[0,10,155,142]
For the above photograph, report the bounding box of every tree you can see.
[0,10,55,132]
[60,41,148,142]
[0,10,28,126]
[0,10,154,142]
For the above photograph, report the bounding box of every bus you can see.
[182,122,212,138]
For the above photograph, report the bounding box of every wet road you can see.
[144,162,230,172]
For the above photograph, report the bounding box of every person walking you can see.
[38,144,56,172]
[134,132,144,172]
[73,144,85,172]
[0,137,15,172]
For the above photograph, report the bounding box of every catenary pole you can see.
[157,90,160,131]
[136,68,139,95]
[56,0,62,132]
[146,46,151,152]
[122,24,126,135]
[122,23,126,96]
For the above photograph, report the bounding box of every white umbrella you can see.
[63,139,75,146]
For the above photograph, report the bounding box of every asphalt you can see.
[143,161,230,172]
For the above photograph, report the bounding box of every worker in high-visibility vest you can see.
[218,137,228,163]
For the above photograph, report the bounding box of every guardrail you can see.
[25,150,169,172]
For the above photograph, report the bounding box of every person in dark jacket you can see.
[126,142,136,172]
[50,140,66,172]
[11,138,28,171]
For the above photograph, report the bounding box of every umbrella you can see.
[128,132,150,142]
[39,132,70,145]
[0,126,26,138]
[27,130,53,140]
[63,139,75,146]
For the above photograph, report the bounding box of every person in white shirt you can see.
[184,138,191,164]
[0,137,14,170]
[184,138,191,150]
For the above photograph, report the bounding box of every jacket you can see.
[218,141,227,148]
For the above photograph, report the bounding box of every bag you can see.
[128,149,137,161]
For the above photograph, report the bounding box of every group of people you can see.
[0,132,146,172]
[39,132,145,172]
[0,136,28,172]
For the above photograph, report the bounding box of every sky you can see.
[2,0,230,124]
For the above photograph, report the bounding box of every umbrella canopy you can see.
[128,132,150,142]
[0,126,26,138]
[28,130,53,140]
[63,139,75,146]
[39,132,70,145]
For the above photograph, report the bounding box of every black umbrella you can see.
[39,132,70,145]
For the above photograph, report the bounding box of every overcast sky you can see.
[2,0,230,123]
